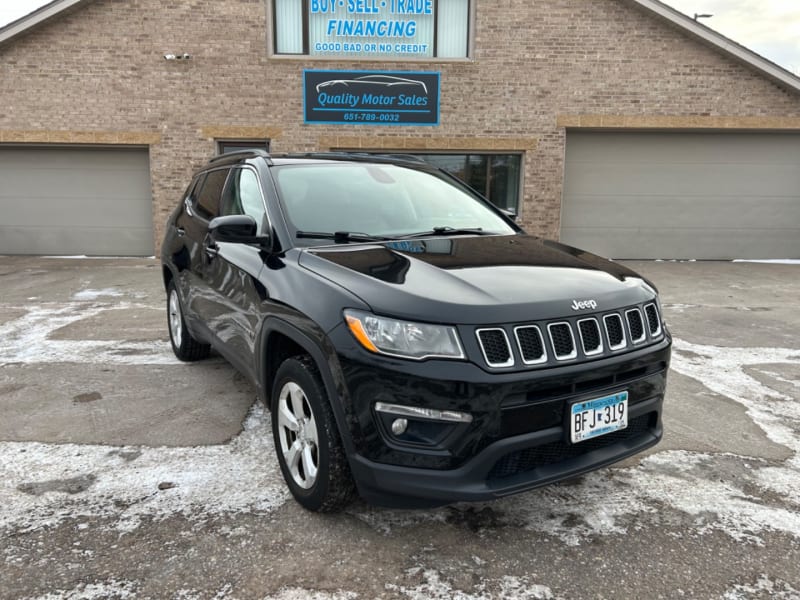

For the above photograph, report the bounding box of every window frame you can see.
[269,0,474,60]
[216,139,271,155]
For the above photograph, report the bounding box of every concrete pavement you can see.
[0,256,798,599]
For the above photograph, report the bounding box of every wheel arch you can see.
[258,318,356,456]
[162,264,176,291]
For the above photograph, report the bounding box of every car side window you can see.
[194,169,229,221]
[184,174,205,205]
[220,168,267,234]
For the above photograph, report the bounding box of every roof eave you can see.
[628,0,800,95]
[0,0,89,47]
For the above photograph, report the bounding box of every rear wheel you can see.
[271,356,355,512]
[166,281,210,361]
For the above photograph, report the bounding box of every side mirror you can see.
[208,215,271,249]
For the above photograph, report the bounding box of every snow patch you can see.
[670,339,800,454]
[386,570,556,600]
[42,256,156,260]
[72,288,124,300]
[0,404,289,533]
[732,259,800,265]
[263,589,358,600]
[723,574,800,599]
[22,579,137,600]
[0,303,178,365]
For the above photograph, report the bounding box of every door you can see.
[560,132,800,259]
[201,167,269,380]
[0,146,154,255]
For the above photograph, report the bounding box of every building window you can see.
[273,0,471,59]
[410,154,522,213]
[216,140,271,155]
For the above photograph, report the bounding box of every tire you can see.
[271,355,355,512]
[166,280,211,362]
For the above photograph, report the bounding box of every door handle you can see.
[175,227,186,237]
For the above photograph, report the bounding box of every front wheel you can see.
[271,356,355,512]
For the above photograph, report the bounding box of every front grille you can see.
[626,309,646,344]
[488,413,653,480]
[515,326,546,364]
[578,318,603,356]
[604,314,626,350]
[548,323,577,360]
[472,301,663,370]
[476,328,513,367]
[644,303,662,337]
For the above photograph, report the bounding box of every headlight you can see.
[344,309,465,361]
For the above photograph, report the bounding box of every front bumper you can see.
[350,396,661,507]
[330,327,670,507]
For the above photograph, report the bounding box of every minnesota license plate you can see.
[570,391,628,443]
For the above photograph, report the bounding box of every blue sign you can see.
[303,70,440,126]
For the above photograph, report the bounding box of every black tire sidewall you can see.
[271,357,336,511]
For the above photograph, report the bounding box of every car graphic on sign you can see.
[316,74,428,94]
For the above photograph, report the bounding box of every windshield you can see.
[272,163,517,241]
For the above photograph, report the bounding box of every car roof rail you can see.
[272,151,429,166]
[208,149,273,165]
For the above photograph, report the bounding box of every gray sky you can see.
[0,0,798,74]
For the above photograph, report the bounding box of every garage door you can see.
[0,146,154,256]
[561,132,800,259]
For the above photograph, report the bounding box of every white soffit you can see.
[0,0,89,46]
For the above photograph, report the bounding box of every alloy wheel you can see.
[277,381,319,489]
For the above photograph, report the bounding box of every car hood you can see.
[297,234,654,324]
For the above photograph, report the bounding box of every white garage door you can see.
[561,132,800,259]
[0,146,154,256]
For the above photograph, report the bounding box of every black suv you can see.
[161,151,671,511]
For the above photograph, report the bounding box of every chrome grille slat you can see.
[644,303,662,337]
[603,313,627,350]
[548,322,577,361]
[514,325,547,365]
[476,328,514,368]
[626,308,646,344]
[577,318,603,356]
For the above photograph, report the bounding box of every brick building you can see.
[1,0,799,259]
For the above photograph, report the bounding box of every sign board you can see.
[303,70,440,126]
[309,0,435,58]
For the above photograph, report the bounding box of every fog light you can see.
[374,402,473,423]
[391,418,408,435]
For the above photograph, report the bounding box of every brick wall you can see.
[1,0,798,251]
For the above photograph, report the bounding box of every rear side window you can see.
[184,174,206,204]
[194,169,229,220]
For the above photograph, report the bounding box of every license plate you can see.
[570,391,628,443]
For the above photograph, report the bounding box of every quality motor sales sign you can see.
[303,70,440,126]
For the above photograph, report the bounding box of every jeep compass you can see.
[161,151,671,511]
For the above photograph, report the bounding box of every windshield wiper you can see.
[296,230,389,244]
[395,227,491,239]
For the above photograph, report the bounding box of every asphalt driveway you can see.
[1,256,799,599]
